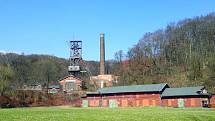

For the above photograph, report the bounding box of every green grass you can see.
[0,107,215,121]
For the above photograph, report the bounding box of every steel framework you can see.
[68,40,82,76]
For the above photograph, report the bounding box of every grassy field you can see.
[0,107,215,121]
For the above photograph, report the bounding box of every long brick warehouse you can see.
[82,83,212,108]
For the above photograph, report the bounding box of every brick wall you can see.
[210,95,215,104]
[84,92,162,107]
[162,97,207,107]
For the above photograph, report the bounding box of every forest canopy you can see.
[111,13,215,93]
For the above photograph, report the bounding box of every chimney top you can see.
[100,33,104,37]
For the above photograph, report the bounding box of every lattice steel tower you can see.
[68,40,82,76]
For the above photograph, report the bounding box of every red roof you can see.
[59,75,82,85]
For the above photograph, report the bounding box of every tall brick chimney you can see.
[100,33,105,75]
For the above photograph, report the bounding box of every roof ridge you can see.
[98,83,167,90]
[166,86,204,89]
[58,75,82,82]
[96,83,168,94]
[161,85,209,98]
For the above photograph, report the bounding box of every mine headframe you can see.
[68,40,82,77]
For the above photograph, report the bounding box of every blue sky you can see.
[0,0,215,61]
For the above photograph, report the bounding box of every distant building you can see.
[48,85,60,94]
[59,75,82,93]
[18,81,42,91]
[90,75,118,88]
[81,83,211,108]
[210,94,215,103]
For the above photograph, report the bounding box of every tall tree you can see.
[0,64,14,96]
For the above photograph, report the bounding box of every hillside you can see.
[0,53,101,92]
[112,13,215,93]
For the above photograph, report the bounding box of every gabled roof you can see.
[59,75,82,85]
[58,75,82,82]
[161,86,209,98]
[88,83,169,95]
[48,85,60,89]
[23,81,41,86]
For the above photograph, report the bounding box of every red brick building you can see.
[161,86,210,107]
[209,94,215,105]
[90,75,117,88]
[82,83,169,107]
[82,84,211,108]
[59,75,82,93]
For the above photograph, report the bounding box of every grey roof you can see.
[86,92,99,95]
[24,81,41,86]
[87,83,168,95]
[48,85,60,89]
[161,86,209,98]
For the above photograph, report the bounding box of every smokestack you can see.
[100,33,105,75]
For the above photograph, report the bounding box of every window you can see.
[65,82,76,91]
[202,100,208,107]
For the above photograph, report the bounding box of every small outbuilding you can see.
[18,81,42,91]
[161,86,210,107]
[59,75,82,93]
[48,85,60,94]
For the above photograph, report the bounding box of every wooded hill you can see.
[0,53,101,96]
[111,13,215,93]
